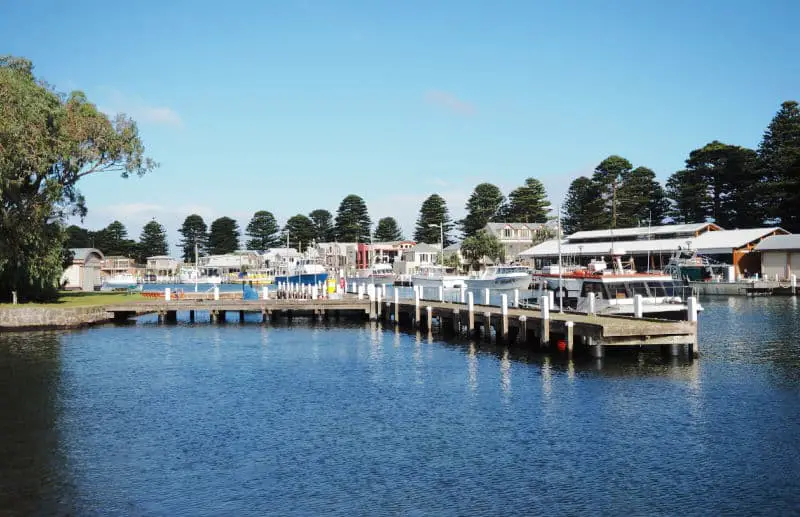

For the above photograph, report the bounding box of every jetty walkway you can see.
[106,288,699,359]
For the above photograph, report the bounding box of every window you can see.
[603,283,630,299]
[630,282,650,296]
[503,228,512,238]
[521,229,529,239]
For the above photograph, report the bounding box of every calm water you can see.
[1,297,799,516]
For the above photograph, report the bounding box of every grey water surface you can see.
[1,296,799,516]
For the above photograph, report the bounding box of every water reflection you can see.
[500,348,511,398]
[0,332,72,515]
[467,342,478,393]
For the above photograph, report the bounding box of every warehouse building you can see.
[754,235,800,280]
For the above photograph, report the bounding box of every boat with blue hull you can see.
[274,259,328,286]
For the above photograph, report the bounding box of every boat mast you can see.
[557,204,563,313]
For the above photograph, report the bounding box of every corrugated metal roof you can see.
[754,234,800,251]
[485,222,544,231]
[567,223,716,241]
[519,227,783,258]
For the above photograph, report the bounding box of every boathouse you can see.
[754,235,800,280]
[61,248,104,291]
[519,224,788,276]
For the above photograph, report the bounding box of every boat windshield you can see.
[495,266,528,275]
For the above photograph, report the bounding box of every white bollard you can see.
[587,292,596,315]
[501,294,508,316]
[358,284,364,300]
[484,288,490,306]
[687,296,698,323]
[164,287,171,301]
[467,291,474,313]
[460,286,466,304]
[438,285,444,302]
[791,274,797,291]
[262,286,269,300]
[633,294,643,318]
[213,286,220,301]
[312,285,318,299]
[514,289,520,308]
[426,306,433,328]
[414,288,420,308]
[548,290,554,308]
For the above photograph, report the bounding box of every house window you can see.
[521,229,529,239]
[503,228,512,238]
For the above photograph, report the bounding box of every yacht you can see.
[465,266,531,291]
[412,265,469,289]
[178,266,222,285]
[529,255,702,318]
[100,273,143,292]
[274,258,328,286]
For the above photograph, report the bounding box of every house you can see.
[101,256,138,281]
[61,248,104,291]
[145,256,181,282]
[355,240,416,269]
[392,243,440,275]
[754,234,800,280]
[483,222,552,261]
[315,242,357,271]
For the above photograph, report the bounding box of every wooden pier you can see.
[106,291,699,358]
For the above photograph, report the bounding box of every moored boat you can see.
[465,266,531,291]
[411,265,469,289]
[274,258,328,286]
[100,273,143,292]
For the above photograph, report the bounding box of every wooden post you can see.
[189,310,195,322]
[792,274,797,294]
[484,288,490,306]
[394,289,400,323]
[438,285,444,302]
[634,294,643,318]
[518,315,527,343]
[210,310,217,323]
[368,291,376,320]
[688,296,699,357]
[164,287,171,302]
[426,306,433,331]
[467,291,475,332]
[483,312,492,341]
[500,293,509,342]
[239,310,245,323]
[262,286,269,300]
[213,286,220,301]
[587,292,595,315]
[414,289,420,327]
[157,311,165,324]
[514,289,520,308]
[566,321,574,355]
[540,295,550,347]
[460,286,466,304]
[376,287,382,318]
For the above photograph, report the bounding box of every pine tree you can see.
[138,219,168,262]
[93,220,137,257]
[245,210,279,251]
[374,217,403,242]
[283,214,316,252]
[64,225,92,248]
[178,214,208,262]
[505,178,550,223]
[562,177,604,235]
[591,155,633,229]
[617,167,668,227]
[309,209,335,242]
[758,100,800,231]
[413,194,454,245]
[460,183,505,237]
[334,194,371,242]
[665,169,709,223]
[208,217,240,255]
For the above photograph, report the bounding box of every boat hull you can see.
[412,275,469,289]
[466,275,531,291]
[274,272,328,286]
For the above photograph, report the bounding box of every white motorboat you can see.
[100,273,142,291]
[178,267,222,285]
[529,255,702,318]
[465,266,531,291]
[412,265,469,289]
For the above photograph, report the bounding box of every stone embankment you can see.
[0,306,112,330]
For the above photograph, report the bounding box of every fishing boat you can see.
[663,247,714,281]
[100,273,143,292]
[465,265,532,291]
[411,265,469,289]
[529,254,701,318]
[274,258,328,286]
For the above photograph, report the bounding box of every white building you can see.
[61,248,104,291]
[483,222,557,261]
[754,235,800,280]
[393,243,440,275]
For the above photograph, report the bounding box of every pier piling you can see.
[540,295,550,347]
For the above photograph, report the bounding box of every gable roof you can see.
[69,248,104,262]
[409,243,440,253]
[485,222,544,231]
[754,234,800,251]
[567,223,719,241]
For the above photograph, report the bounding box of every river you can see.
[1,296,798,515]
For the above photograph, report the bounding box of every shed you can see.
[754,235,800,280]
[61,248,104,291]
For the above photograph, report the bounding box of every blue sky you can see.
[2,0,798,251]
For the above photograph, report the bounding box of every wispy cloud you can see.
[101,90,183,128]
[425,90,476,116]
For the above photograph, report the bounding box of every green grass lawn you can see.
[0,291,144,308]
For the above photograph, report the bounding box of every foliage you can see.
[562,177,603,235]
[666,141,760,227]
[308,209,335,242]
[441,252,462,269]
[413,194,453,245]
[283,214,316,251]
[245,210,279,251]
[65,225,92,248]
[758,101,800,232]
[178,214,208,262]
[374,217,403,242]
[617,166,669,227]
[0,55,156,301]
[207,217,240,255]
[137,219,168,262]
[591,155,633,229]
[460,230,504,269]
[504,177,550,223]
[531,226,558,245]
[334,194,371,242]
[460,183,505,237]
[93,221,138,257]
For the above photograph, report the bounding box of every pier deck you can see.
[106,294,698,358]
